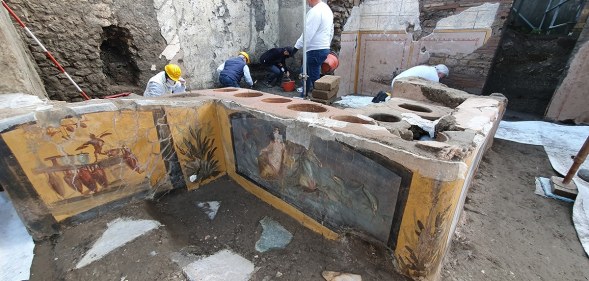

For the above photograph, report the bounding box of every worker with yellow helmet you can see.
[216,51,254,88]
[143,64,187,97]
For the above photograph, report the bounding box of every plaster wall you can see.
[279,0,305,49]
[0,84,505,281]
[545,17,589,124]
[0,8,47,98]
[154,0,280,88]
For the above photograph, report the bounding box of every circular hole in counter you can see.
[214,88,238,92]
[398,103,432,113]
[286,103,328,113]
[330,115,375,125]
[261,98,292,103]
[234,92,264,98]
[369,113,401,123]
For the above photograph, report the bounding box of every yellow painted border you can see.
[229,170,339,240]
[343,28,492,44]
[432,28,492,44]
[343,30,406,35]
[353,31,361,94]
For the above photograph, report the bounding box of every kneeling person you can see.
[260,47,293,87]
[144,64,186,97]
[217,52,254,88]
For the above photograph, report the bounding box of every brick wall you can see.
[423,0,514,95]
[327,0,362,52]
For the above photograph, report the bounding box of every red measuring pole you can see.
[1,1,91,100]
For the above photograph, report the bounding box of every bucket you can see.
[282,80,295,92]
[321,51,339,74]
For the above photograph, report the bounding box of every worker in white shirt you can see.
[217,52,254,88]
[143,64,186,97]
[391,64,449,92]
[291,0,334,97]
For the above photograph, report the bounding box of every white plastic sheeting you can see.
[0,192,35,281]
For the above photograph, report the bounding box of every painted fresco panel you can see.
[230,113,405,242]
[358,33,410,95]
[165,105,225,190]
[335,32,358,96]
[1,111,167,221]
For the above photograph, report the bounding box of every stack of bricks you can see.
[312,75,340,103]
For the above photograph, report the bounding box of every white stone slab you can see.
[183,249,254,281]
[76,218,161,269]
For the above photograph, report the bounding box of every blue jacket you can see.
[220,57,245,82]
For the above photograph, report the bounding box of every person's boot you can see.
[578,169,589,182]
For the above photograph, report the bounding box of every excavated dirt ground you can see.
[442,138,589,281]
[29,176,406,281]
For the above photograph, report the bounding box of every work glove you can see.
[179,77,186,85]
[291,47,298,56]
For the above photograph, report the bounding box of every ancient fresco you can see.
[1,111,166,221]
[230,113,409,242]
[164,106,225,190]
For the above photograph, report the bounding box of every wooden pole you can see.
[563,135,589,184]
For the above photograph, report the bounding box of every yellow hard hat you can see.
[239,51,250,64]
[164,64,182,81]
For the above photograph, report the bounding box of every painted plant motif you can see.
[398,180,452,278]
[175,124,220,184]
[35,131,144,197]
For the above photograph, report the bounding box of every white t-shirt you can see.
[294,1,334,51]
[391,65,439,90]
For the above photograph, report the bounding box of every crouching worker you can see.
[217,52,254,88]
[260,47,293,87]
[144,64,186,97]
[391,64,449,92]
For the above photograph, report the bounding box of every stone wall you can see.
[8,0,166,101]
[0,6,47,98]
[10,0,280,101]
[327,0,361,52]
